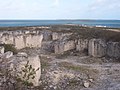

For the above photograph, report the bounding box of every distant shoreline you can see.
[0,20,120,28]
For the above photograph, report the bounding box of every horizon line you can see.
[0,19,120,20]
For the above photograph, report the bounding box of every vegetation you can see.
[40,56,51,69]
[0,60,39,90]
[58,61,99,77]
[17,61,39,87]
[0,44,17,54]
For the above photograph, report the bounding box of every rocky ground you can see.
[0,25,120,90]
[20,41,120,90]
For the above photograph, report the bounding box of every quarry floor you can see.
[20,47,120,90]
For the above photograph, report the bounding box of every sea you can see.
[0,20,120,28]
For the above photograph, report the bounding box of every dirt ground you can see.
[21,46,120,90]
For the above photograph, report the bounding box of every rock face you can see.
[88,39,120,58]
[107,42,120,58]
[1,34,14,44]
[42,31,52,41]
[25,34,43,48]
[0,46,4,54]
[88,39,107,57]
[54,40,76,54]
[0,32,43,49]
[14,35,26,49]
[76,39,89,52]
[83,81,90,88]
[2,51,13,58]
[9,54,41,86]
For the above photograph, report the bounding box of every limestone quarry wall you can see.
[54,37,120,58]
[76,39,89,52]
[88,39,120,58]
[26,34,43,48]
[54,40,76,54]
[14,35,26,49]
[88,39,107,57]
[1,34,14,44]
[107,42,120,58]
[0,31,43,49]
[41,31,52,41]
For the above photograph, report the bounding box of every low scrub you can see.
[0,44,17,54]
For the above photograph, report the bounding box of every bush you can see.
[0,60,39,90]
[0,44,17,54]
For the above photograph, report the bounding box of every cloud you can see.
[89,0,120,11]
[53,0,59,6]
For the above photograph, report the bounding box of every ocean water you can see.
[0,20,120,28]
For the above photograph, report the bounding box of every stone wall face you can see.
[52,32,62,40]
[54,40,75,54]
[1,34,14,44]
[14,35,26,49]
[76,39,89,52]
[88,39,120,58]
[88,39,107,57]
[64,40,76,52]
[42,31,52,41]
[54,41,64,54]
[0,31,43,49]
[107,42,120,58]
[26,34,43,48]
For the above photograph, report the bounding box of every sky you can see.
[0,0,120,20]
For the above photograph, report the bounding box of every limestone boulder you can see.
[2,51,13,58]
[0,46,4,54]
[8,54,41,86]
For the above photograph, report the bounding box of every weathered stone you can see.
[2,51,13,58]
[107,42,120,58]
[83,81,90,88]
[88,39,107,57]
[17,52,28,57]
[0,32,43,49]
[1,34,14,44]
[14,35,26,49]
[42,31,52,41]
[89,79,93,82]
[0,46,4,54]
[25,34,43,48]
[76,39,89,52]
[9,54,41,86]
[54,40,76,54]
[52,32,62,40]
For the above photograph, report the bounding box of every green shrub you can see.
[1,44,18,54]
[16,61,40,87]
